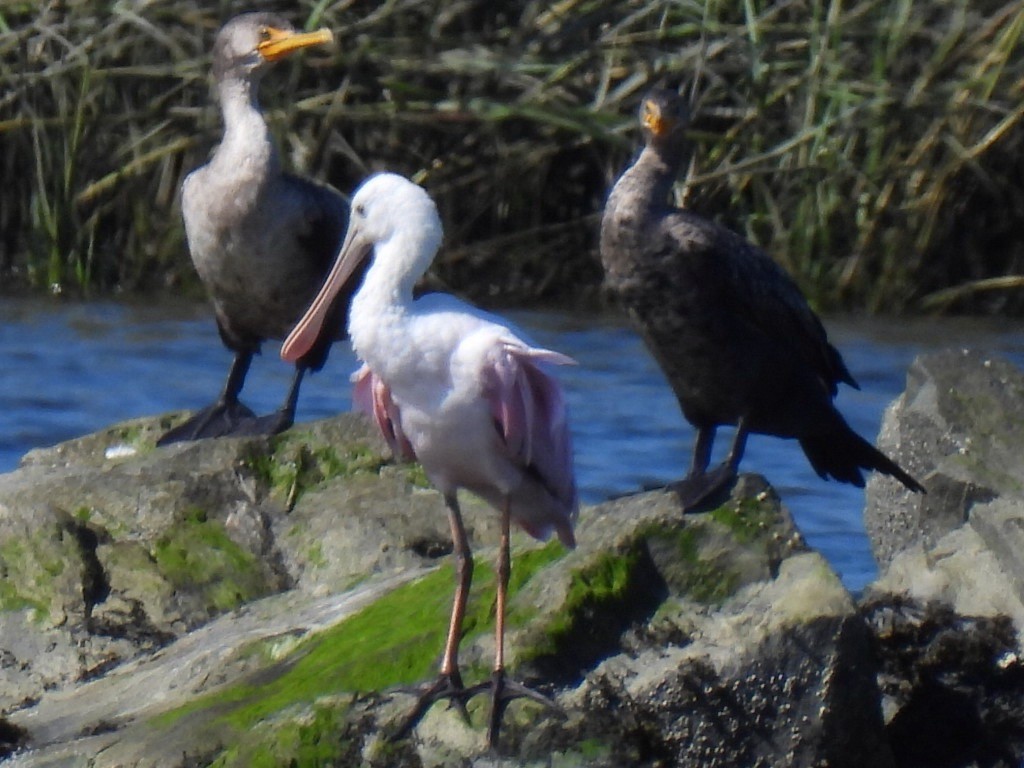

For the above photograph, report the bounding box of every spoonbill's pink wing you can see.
[484,342,578,524]
[351,364,416,461]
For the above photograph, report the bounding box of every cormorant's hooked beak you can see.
[282,220,372,363]
[257,26,333,62]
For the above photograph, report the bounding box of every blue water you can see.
[2,296,1022,593]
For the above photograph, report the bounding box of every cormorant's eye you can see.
[258,27,272,42]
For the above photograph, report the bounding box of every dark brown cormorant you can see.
[159,13,356,445]
[599,88,925,506]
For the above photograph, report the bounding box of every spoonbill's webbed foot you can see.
[389,493,478,741]
[470,668,559,750]
[156,399,258,446]
[390,670,473,741]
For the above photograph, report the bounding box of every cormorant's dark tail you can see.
[799,427,926,494]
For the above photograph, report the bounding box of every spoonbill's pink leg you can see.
[393,493,474,738]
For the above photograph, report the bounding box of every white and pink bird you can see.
[281,172,578,748]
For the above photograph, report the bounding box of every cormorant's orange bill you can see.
[642,99,670,137]
[257,26,333,62]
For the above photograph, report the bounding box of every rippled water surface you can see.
[2,296,1022,593]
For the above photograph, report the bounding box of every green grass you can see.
[710,496,777,545]
[3,0,1024,311]
[536,549,640,645]
[0,579,48,615]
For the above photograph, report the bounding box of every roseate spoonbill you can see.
[159,13,362,445]
[599,88,924,507]
[282,172,578,748]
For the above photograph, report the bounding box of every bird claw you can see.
[467,669,560,751]
[389,671,474,741]
[220,409,295,438]
[671,463,737,512]
[390,670,558,749]
[157,403,293,445]
[157,400,258,445]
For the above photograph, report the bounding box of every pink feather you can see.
[483,342,578,544]
[351,364,416,461]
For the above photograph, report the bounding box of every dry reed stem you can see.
[1,0,1023,312]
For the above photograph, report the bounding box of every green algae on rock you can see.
[150,507,271,615]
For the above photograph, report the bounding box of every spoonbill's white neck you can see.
[348,218,441,376]
[363,231,431,307]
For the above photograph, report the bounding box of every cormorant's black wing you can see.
[285,173,349,275]
[660,208,857,396]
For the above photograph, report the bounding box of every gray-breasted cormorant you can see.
[599,88,924,506]
[160,13,356,445]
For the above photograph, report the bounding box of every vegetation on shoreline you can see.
[2,0,1023,312]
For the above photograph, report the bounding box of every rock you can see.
[0,413,476,713]
[1,417,892,767]
[567,550,892,768]
[863,503,1024,765]
[4,576,422,767]
[864,349,1024,630]
[865,349,1024,568]
[869,498,1024,629]
[861,349,1024,767]
[862,595,1024,768]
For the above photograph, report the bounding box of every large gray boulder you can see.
[864,348,1024,633]
[865,349,1024,569]
[862,349,1024,768]
[0,415,890,766]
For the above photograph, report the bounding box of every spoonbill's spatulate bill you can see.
[159,13,361,446]
[282,172,578,749]
[599,88,925,507]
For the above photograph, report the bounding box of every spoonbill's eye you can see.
[355,204,366,217]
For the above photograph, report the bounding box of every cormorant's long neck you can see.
[212,75,278,180]
[618,139,688,212]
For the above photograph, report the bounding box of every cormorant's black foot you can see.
[389,671,473,742]
[156,400,257,446]
[218,408,295,438]
[469,669,559,751]
[671,463,737,512]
